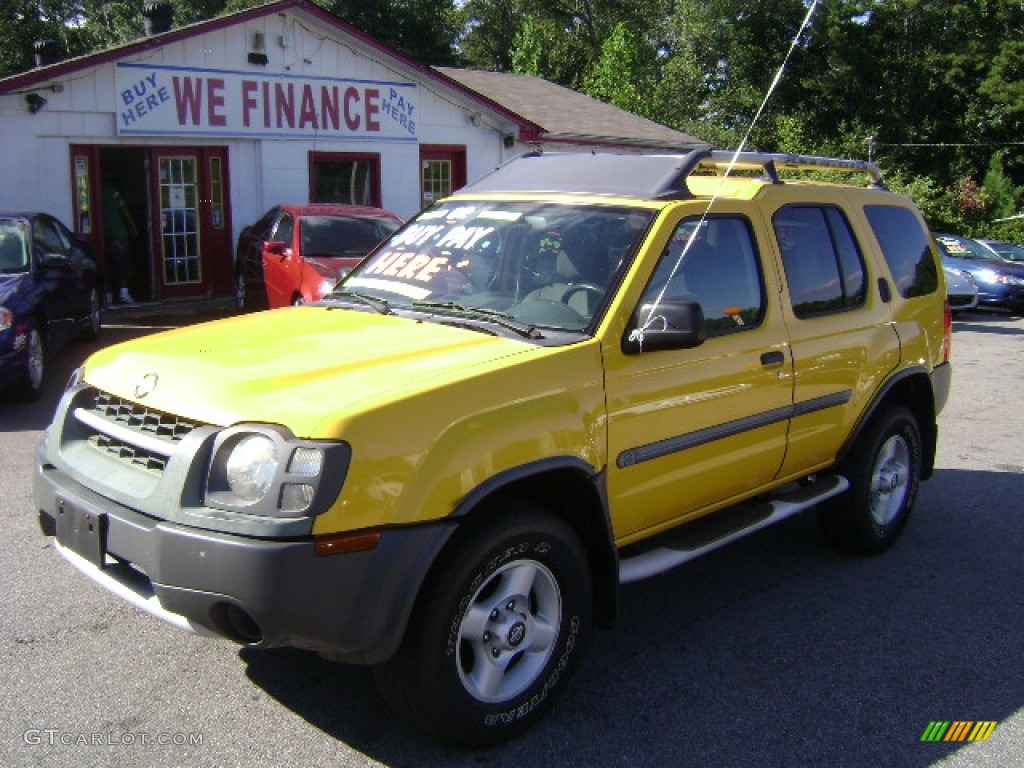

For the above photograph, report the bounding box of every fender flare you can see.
[836,365,938,479]
[451,457,620,629]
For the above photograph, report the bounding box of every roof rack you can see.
[457,149,886,200]
[694,150,887,190]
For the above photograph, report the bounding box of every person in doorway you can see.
[102,183,138,304]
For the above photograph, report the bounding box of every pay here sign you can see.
[115,63,418,141]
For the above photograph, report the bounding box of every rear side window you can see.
[864,205,938,298]
[774,206,867,317]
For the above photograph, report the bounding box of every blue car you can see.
[1,211,101,399]
[933,233,1024,314]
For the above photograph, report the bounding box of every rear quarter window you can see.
[774,205,867,318]
[864,205,938,298]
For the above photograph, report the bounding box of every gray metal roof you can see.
[435,68,708,150]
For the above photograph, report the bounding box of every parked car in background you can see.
[235,204,402,310]
[0,211,101,399]
[978,238,1024,263]
[933,233,1024,314]
[943,265,978,313]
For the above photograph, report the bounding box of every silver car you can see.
[943,265,979,313]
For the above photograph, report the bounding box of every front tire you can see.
[374,503,592,747]
[16,319,45,400]
[234,270,248,311]
[81,286,101,340]
[819,405,922,553]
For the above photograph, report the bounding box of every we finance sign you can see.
[114,63,418,141]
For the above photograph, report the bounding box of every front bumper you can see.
[976,284,1024,312]
[35,448,455,664]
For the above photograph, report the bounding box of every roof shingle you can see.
[435,67,707,150]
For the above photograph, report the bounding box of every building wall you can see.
[0,7,518,238]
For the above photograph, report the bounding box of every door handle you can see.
[760,350,785,367]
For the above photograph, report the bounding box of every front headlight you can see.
[206,425,350,517]
[0,307,12,331]
[225,434,278,502]
[972,269,998,284]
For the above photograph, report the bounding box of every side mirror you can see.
[622,300,706,354]
[264,241,293,259]
[41,252,67,268]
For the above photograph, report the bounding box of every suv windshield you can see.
[338,201,654,332]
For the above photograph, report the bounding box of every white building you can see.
[0,0,705,304]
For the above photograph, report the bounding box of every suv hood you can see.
[83,307,533,435]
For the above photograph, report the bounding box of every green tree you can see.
[1,0,97,76]
[510,15,591,87]
[583,22,657,114]
[0,0,462,78]
[327,0,461,65]
[981,153,1021,222]
[458,0,523,72]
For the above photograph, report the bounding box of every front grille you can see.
[89,433,169,472]
[91,391,201,443]
[74,388,208,475]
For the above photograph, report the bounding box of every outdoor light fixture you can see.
[25,93,47,114]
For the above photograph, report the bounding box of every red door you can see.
[150,146,232,300]
[69,145,102,253]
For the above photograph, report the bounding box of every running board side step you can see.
[618,475,849,584]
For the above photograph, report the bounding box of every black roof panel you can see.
[459,151,710,199]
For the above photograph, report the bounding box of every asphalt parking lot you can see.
[0,306,1021,767]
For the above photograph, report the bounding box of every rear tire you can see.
[374,502,591,747]
[818,405,922,553]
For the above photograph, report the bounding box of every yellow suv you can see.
[35,151,951,746]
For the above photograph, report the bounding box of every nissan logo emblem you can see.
[134,372,159,399]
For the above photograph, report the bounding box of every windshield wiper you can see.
[411,300,543,340]
[324,289,392,315]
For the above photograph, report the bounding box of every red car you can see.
[234,204,402,310]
